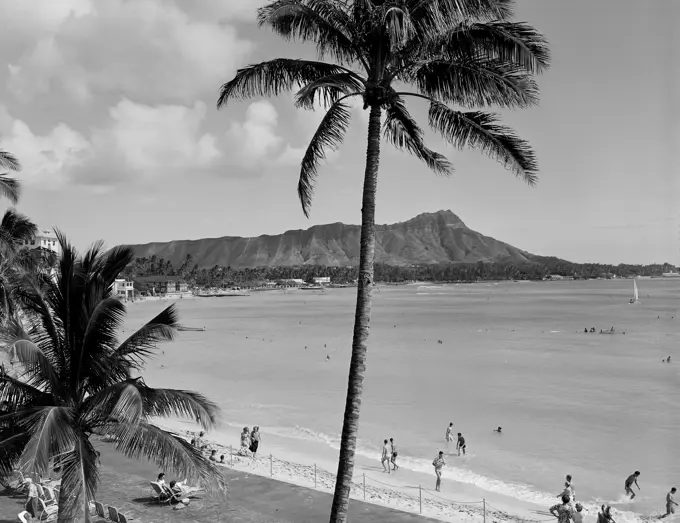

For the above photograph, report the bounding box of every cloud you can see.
[1,0,253,104]
[0,99,221,189]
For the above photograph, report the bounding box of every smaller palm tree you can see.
[0,235,225,522]
[0,145,20,205]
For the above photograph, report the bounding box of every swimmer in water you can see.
[493,427,502,433]
[326,355,330,361]
[445,422,454,442]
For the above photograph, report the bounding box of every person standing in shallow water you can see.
[625,471,641,499]
[445,422,454,442]
[661,487,678,518]
[432,451,445,492]
[456,433,466,456]
[381,439,391,473]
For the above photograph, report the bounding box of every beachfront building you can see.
[20,227,61,256]
[312,276,331,285]
[112,279,134,301]
[278,278,305,286]
[132,276,189,296]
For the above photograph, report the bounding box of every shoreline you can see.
[156,419,547,523]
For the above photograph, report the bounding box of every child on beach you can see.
[433,451,446,492]
[625,471,641,499]
[661,488,678,518]
[572,503,584,523]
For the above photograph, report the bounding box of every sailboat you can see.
[629,279,640,304]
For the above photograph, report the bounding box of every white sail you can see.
[633,280,639,302]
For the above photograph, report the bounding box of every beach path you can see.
[0,443,440,523]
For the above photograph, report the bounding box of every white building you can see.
[22,227,61,256]
[112,279,134,301]
[313,276,331,285]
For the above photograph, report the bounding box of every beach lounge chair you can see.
[149,481,171,504]
[36,484,57,507]
[118,512,130,523]
[107,505,120,522]
[17,511,29,523]
[38,498,58,521]
[94,501,108,519]
[43,485,58,505]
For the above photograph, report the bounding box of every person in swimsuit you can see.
[598,505,616,523]
[390,438,399,471]
[433,451,445,492]
[456,433,466,456]
[661,488,678,518]
[250,426,261,457]
[446,422,454,442]
[625,471,641,499]
[381,439,391,473]
[549,494,574,523]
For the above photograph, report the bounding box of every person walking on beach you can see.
[433,451,446,492]
[390,438,399,471]
[381,439,391,473]
[456,433,466,456]
[625,471,641,499]
[549,494,575,523]
[446,422,454,442]
[661,487,678,518]
[250,426,261,457]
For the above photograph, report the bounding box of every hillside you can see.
[130,210,537,269]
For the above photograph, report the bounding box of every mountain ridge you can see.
[130,210,538,269]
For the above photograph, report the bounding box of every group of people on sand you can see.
[549,472,677,521]
[381,438,399,473]
[239,426,262,457]
[583,327,621,335]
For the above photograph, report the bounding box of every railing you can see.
[217,446,552,522]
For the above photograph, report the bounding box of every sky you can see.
[0,0,677,265]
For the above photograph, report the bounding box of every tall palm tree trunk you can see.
[56,485,77,523]
[329,104,382,523]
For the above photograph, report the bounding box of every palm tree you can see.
[217,1,549,520]
[0,145,20,205]
[0,235,225,522]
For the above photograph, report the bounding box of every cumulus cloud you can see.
[0,100,221,189]
[1,0,252,104]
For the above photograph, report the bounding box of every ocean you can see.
[125,279,679,520]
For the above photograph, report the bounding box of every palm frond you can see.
[294,73,366,109]
[298,98,354,217]
[257,0,362,66]
[411,0,514,28]
[11,340,60,391]
[58,436,99,522]
[108,422,227,495]
[98,245,135,287]
[0,174,20,205]
[0,148,21,172]
[383,99,452,175]
[424,21,551,74]
[135,382,220,429]
[428,101,538,184]
[110,304,179,372]
[382,6,415,50]
[0,209,37,254]
[0,429,31,479]
[218,59,352,108]
[412,58,539,109]
[0,373,50,409]
[18,406,77,479]
[78,298,126,391]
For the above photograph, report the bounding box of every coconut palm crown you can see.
[0,144,20,205]
[218,1,549,521]
[0,235,225,522]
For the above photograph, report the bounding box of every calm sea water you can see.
[126,279,679,517]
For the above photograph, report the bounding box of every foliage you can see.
[120,254,676,287]
[0,235,225,522]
